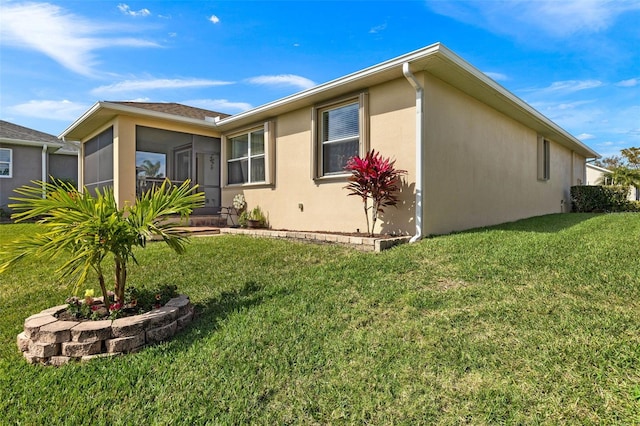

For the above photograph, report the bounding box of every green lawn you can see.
[1,213,639,424]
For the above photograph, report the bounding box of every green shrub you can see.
[239,205,268,228]
[628,200,640,212]
[571,185,632,212]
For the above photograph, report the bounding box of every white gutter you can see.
[403,63,424,243]
[41,144,47,198]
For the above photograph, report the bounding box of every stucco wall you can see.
[221,77,419,235]
[422,74,585,235]
[222,72,587,236]
[586,164,606,185]
[0,144,42,211]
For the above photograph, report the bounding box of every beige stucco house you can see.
[586,163,639,201]
[60,43,598,238]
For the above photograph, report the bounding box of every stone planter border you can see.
[220,228,411,252]
[17,295,194,366]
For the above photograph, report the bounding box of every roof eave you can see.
[59,101,219,141]
[0,137,65,152]
[429,45,599,158]
[216,43,444,131]
[217,42,599,159]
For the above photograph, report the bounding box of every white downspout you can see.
[41,144,48,198]
[403,63,424,243]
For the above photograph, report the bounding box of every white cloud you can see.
[428,0,640,39]
[209,15,220,24]
[484,71,508,81]
[0,2,159,77]
[527,80,604,94]
[616,78,638,87]
[118,4,151,17]
[91,78,234,94]
[183,99,252,113]
[246,74,316,90]
[577,133,596,140]
[7,100,89,121]
[369,23,387,34]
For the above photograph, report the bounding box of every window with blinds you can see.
[320,101,360,175]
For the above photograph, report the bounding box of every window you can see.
[314,93,368,178]
[537,136,550,181]
[0,148,12,178]
[227,128,265,184]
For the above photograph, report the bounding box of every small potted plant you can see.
[239,205,267,228]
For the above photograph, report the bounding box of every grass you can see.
[0,213,639,424]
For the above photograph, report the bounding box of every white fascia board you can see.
[58,101,103,140]
[217,42,598,159]
[216,43,443,129]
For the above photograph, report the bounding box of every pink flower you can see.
[90,305,100,311]
[109,302,122,311]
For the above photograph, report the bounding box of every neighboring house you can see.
[586,163,639,201]
[0,120,79,213]
[585,163,611,186]
[60,43,599,237]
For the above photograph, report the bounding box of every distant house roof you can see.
[1,120,61,144]
[109,102,230,121]
[0,120,77,154]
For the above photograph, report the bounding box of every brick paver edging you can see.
[220,228,411,252]
[17,295,193,366]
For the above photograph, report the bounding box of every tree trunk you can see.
[114,257,127,303]
[96,266,109,312]
[370,199,379,237]
[363,199,370,237]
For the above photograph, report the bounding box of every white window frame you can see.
[0,148,13,178]
[312,92,369,180]
[537,136,550,181]
[225,124,272,186]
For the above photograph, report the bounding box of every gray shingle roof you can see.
[0,120,61,144]
[110,102,230,121]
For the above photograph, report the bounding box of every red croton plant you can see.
[344,150,407,237]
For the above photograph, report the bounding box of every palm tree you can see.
[139,159,163,178]
[601,167,640,196]
[0,179,204,308]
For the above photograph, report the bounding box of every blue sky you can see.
[1,0,638,158]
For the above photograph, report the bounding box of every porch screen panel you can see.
[84,126,113,193]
